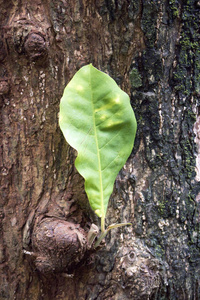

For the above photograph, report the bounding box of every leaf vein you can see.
[89,68,105,219]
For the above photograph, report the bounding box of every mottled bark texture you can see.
[0,0,200,299]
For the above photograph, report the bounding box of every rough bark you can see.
[0,0,200,299]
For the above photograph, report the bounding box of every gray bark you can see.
[0,0,200,299]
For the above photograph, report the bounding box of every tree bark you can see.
[0,0,200,299]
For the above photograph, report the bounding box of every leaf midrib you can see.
[89,69,104,219]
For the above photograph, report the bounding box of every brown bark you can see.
[0,0,200,299]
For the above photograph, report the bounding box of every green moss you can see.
[129,68,142,88]
[173,0,200,97]
[158,200,165,216]
[170,0,200,96]
[141,2,159,48]
[154,244,165,259]
[169,0,180,18]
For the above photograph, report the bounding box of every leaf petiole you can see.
[101,216,105,233]
[94,222,132,248]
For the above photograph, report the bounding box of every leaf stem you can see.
[94,222,132,248]
[101,217,105,233]
[94,229,108,248]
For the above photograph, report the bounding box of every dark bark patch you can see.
[24,32,48,62]
[0,79,9,95]
[0,38,7,61]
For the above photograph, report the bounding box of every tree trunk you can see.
[0,0,200,299]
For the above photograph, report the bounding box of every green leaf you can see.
[59,64,137,221]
